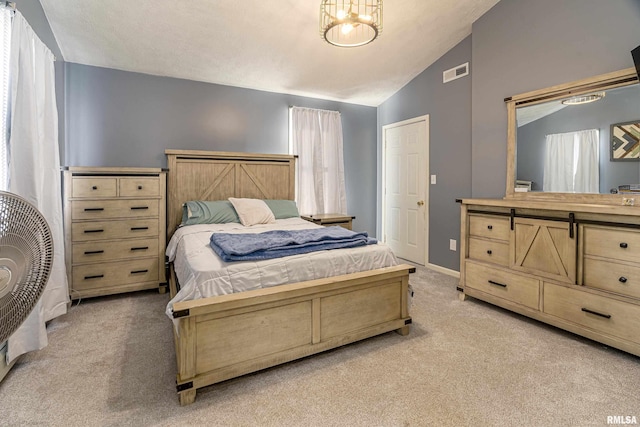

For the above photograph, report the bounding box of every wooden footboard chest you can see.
[170,263,413,405]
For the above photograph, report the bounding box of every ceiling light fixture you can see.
[561,92,606,105]
[320,0,382,47]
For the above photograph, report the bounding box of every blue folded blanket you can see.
[210,226,377,262]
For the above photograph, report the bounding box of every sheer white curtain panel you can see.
[7,11,68,363]
[573,129,600,193]
[291,107,347,215]
[543,129,599,193]
[0,7,9,191]
[543,132,575,192]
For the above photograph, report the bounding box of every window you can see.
[543,129,599,193]
[289,106,347,215]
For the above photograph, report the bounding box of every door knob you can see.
[417,200,425,206]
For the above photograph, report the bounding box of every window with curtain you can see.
[289,106,347,215]
[543,129,600,193]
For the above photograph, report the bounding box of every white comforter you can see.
[165,218,398,318]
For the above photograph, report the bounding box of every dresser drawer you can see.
[469,214,510,241]
[72,258,159,291]
[72,199,159,220]
[583,258,640,300]
[544,282,640,345]
[468,237,509,266]
[71,218,159,242]
[72,238,159,264]
[465,261,540,310]
[72,177,117,198]
[119,177,160,197]
[583,225,640,263]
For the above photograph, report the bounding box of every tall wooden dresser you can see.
[64,167,167,299]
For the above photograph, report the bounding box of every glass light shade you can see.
[320,0,382,47]
[561,92,606,105]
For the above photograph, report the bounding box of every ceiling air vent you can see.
[443,62,469,83]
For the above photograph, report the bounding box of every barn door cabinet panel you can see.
[459,199,640,357]
[511,217,576,284]
[64,167,167,299]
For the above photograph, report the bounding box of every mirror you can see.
[505,68,640,203]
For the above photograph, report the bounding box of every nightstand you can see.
[301,213,355,230]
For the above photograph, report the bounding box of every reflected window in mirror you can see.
[541,129,599,193]
[506,68,640,203]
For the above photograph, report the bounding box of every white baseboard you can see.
[0,341,16,383]
[426,263,460,278]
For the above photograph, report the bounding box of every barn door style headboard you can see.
[165,149,296,238]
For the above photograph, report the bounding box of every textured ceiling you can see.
[40,0,500,107]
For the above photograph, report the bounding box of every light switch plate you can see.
[449,239,457,251]
[431,175,437,185]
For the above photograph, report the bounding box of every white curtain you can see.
[0,7,10,191]
[574,129,600,193]
[543,132,575,192]
[543,129,599,193]
[7,12,68,363]
[290,107,347,215]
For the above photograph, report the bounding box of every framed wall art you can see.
[611,120,640,160]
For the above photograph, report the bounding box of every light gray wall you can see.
[517,85,640,193]
[64,63,378,235]
[471,0,640,198]
[17,0,65,159]
[378,36,472,271]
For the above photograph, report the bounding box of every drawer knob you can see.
[487,225,493,230]
[620,242,628,249]
[486,250,492,255]
[130,206,149,210]
[619,276,628,283]
[84,274,104,280]
[138,185,143,190]
[131,269,149,274]
[581,307,611,319]
[131,246,149,251]
[84,229,104,234]
[84,207,104,212]
[92,186,98,190]
[131,226,149,231]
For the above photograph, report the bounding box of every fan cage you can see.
[0,191,53,343]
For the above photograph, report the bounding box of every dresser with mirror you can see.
[459,67,640,357]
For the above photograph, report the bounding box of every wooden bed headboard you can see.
[165,149,296,238]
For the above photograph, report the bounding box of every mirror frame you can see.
[505,67,639,204]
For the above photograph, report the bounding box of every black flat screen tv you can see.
[633,45,640,78]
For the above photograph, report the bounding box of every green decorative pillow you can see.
[264,199,300,219]
[181,200,240,225]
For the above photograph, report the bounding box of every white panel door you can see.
[383,117,428,264]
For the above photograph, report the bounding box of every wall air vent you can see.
[443,62,469,83]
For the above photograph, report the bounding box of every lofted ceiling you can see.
[40,0,500,107]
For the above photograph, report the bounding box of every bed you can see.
[165,149,414,405]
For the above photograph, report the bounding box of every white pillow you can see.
[228,198,276,226]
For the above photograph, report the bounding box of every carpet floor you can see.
[1,265,639,426]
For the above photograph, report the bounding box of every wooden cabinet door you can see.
[511,217,576,284]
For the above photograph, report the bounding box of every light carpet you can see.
[1,265,639,426]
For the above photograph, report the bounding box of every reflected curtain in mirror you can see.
[543,129,599,193]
